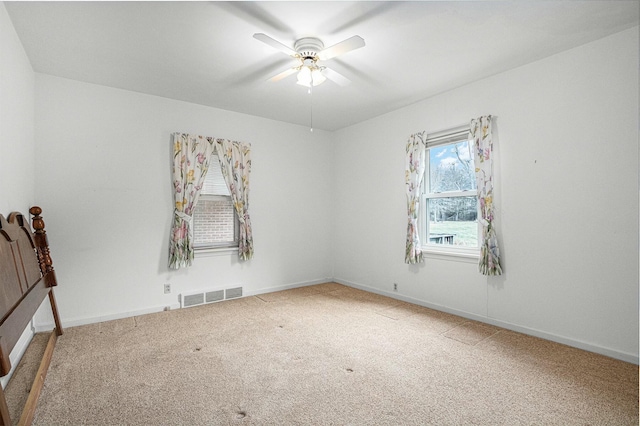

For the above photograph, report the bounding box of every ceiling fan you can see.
[253,33,365,88]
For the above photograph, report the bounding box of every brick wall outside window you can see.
[193,197,236,245]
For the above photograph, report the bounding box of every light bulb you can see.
[311,69,326,86]
[296,67,311,87]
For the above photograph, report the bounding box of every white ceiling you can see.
[6,1,639,131]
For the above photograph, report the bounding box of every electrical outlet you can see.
[164,283,171,294]
[393,283,398,291]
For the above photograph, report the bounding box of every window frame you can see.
[419,126,480,260]
[192,154,240,254]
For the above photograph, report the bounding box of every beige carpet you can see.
[5,283,638,425]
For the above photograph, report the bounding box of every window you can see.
[193,153,239,250]
[420,128,479,256]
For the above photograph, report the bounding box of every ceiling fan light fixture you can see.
[296,66,312,87]
[297,66,326,88]
[255,33,363,88]
[312,69,326,86]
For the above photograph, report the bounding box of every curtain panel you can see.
[169,133,216,269]
[405,131,427,264]
[470,116,503,275]
[215,139,254,261]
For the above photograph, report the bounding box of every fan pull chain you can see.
[309,83,313,132]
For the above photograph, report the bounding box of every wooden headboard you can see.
[0,207,62,426]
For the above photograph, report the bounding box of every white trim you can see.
[1,324,35,388]
[244,278,332,297]
[422,246,479,263]
[426,124,469,146]
[33,278,332,331]
[34,303,181,331]
[333,278,639,365]
[425,190,476,199]
[194,246,238,257]
[32,277,638,365]
[420,130,480,261]
[198,194,231,202]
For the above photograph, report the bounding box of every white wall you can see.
[332,27,639,363]
[0,3,35,213]
[3,2,638,364]
[33,74,334,326]
[0,2,38,387]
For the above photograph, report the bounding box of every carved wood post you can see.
[29,206,57,288]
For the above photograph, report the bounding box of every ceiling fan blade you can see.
[324,3,402,34]
[253,33,297,57]
[215,3,293,34]
[269,67,299,83]
[318,36,365,61]
[229,58,295,87]
[331,58,379,85]
[323,68,352,87]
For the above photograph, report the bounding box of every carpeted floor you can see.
[5,282,639,425]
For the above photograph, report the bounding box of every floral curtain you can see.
[169,133,216,269]
[215,139,254,261]
[471,116,503,275]
[405,131,427,264]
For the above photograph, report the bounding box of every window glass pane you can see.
[427,197,477,246]
[193,197,238,247]
[193,156,238,249]
[428,140,476,193]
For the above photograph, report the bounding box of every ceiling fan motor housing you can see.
[294,37,324,59]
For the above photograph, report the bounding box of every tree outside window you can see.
[422,138,478,249]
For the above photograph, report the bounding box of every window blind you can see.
[202,154,231,196]
[426,125,470,148]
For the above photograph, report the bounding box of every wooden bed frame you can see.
[0,207,62,426]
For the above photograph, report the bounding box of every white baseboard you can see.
[244,278,332,298]
[33,276,635,365]
[334,278,639,365]
[1,324,35,388]
[34,303,181,331]
[34,278,333,332]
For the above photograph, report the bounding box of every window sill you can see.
[421,246,479,263]
[194,246,238,257]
